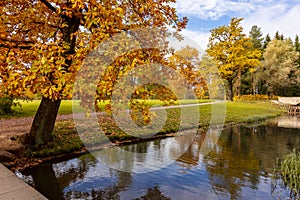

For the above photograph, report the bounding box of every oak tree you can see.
[0,0,187,145]
[169,46,207,98]
[199,54,225,99]
[206,18,261,100]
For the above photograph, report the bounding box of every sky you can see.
[173,0,300,50]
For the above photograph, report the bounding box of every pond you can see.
[17,116,300,200]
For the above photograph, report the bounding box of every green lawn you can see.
[225,101,283,123]
[1,100,83,118]
[0,99,211,118]
[2,99,282,125]
[3,99,283,158]
[58,102,282,145]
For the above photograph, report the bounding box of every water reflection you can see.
[274,115,300,129]
[18,117,300,199]
[93,132,196,173]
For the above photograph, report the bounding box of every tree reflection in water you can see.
[18,117,300,200]
[134,186,171,200]
[203,126,261,199]
[176,121,300,199]
[64,185,170,200]
[176,125,261,199]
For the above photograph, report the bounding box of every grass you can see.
[0,99,211,119]
[97,99,211,111]
[24,121,82,158]
[225,101,283,123]
[19,100,283,158]
[274,150,300,199]
[0,100,84,118]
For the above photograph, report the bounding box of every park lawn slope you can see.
[21,101,283,159]
[225,101,283,123]
[0,100,83,118]
[1,99,211,119]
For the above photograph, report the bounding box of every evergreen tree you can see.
[275,31,281,40]
[243,25,264,95]
[249,25,264,50]
[263,34,271,49]
[295,35,300,67]
[295,35,300,51]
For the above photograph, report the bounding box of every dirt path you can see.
[0,102,222,153]
[0,114,74,153]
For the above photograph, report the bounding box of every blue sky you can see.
[173,0,300,50]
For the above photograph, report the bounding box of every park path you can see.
[0,114,74,136]
[0,101,224,152]
[0,114,74,153]
[0,163,47,199]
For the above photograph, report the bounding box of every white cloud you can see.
[175,0,271,20]
[176,0,300,49]
[242,3,300,39]
[180,29,211,51]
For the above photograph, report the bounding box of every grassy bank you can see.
[225,101,283,123]
[0,99,211,118]
[22,101,283,158]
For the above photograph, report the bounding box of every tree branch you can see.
[128,0,147,24]
[39,0,57,13]
[0,44,32,50]
[0,38,34,44]
[34,21,59,29]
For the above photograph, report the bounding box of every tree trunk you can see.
[31,163,64,200]
[227,80,234,101]
[236,69,241,96]
[22,3,79,146]
[24,97,61,145]
[251,74,255,95]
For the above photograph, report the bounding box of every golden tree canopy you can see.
[0,0,187,99]
[206,18,261,100]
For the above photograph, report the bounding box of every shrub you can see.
[0,97,13,114]
[233,94,278,101]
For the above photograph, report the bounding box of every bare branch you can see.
[39,0,57,13]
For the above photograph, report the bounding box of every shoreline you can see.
[7,113,282,172]
[0,101,284,171]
